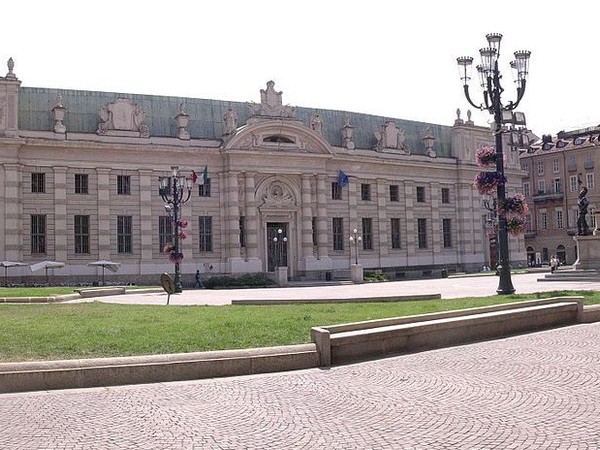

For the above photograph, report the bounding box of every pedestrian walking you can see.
[195,270,203,288]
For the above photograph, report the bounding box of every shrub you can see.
[203,273,275,289]
[364,272,389,282]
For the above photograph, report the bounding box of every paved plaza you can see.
[2,273,600,449]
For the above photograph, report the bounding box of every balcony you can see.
[532,190,563,202]
[524,230,536,239]
[584,160,594,170]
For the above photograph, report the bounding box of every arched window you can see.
[556,244,566,264]
[526,246,535,266]
[263,135,295,144]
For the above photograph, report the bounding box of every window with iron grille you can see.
[31,214,46,254]
[239,216,246,248]
[117,215,132,253]
[389,185,399,202]
[199,179,211,197]
[416,186,425,203]
[117,175,131,195]
[332,217,344,251]
[361,184,371,201]
[361,218,373,250]
[331,182,342,200]
[442,218,452,248]
[159,216,173,253]
[31,173,45,193]
[75,174,89,194]
[391,218,401,249]
[417,218,428,249]
[199,216,213,252]
[441,188,450,204]
[74,215,90,254]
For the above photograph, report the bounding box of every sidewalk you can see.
[76,272,600,305]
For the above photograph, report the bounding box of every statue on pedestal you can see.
[577,186,591,236]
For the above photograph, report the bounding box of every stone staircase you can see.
[538,268,600,282]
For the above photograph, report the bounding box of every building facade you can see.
[521,127,600,265]
[0,59,526,285]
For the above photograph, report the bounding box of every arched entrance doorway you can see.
[556,244,566,265]
[526,246,535,267]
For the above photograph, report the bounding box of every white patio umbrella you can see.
[0,261,28,287]
[29,261,66,284]
[87,260,121,286]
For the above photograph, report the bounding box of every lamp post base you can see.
[351,264,364,283]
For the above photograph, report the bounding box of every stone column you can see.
[1,164,21,260]
[316,174,329,259]
[96,168,111,260]
[244,172,259,260]
[53,166,68,262]
[377,179,388,259]
[225,171,243,272]
[430,181,441,252]
[404,181,415,256]
[138,170,153,266]
[300,174,314,269]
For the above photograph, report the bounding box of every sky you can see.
[3,0,598,136]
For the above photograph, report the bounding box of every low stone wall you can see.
[0,344,319,394]
[311,297,584,366]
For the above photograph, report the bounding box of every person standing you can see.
[195,270,202,288]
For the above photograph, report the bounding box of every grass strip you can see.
[0,289,597,362]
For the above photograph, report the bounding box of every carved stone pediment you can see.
[374,121,410,154]
[96,97,150,138]
[248,81,295,119]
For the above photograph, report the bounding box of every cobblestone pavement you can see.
[2,322,599,449]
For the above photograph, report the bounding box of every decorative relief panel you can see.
[261,181,296,208]
[96,97,150,138]
[248,81,295,118]
[374,121,410,154]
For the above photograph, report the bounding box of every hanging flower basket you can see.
[498,193,529,218]
[473,171,507,195]
[169,252,184,264]
[178,230,187,240]
[175,219,188,229]
[476,145,497,167]
[506,217,526,236]
[163,242,174,254]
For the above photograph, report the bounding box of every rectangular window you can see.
[537,161,544,176]
[441,188,450,204]
[570,175,578,192]
[74,215,90,254]
[416,186,425,203]
[199,179,211,197]
[553,158,560,173]
[198,216,213,252]
[556,209,564,229]
[331,182,342,200]
[117,215,132,253]
[361,183,371,201]
[239,216,246,248]
[540,212,548,230]
[587,173,595,190]
[117,175,131,195]
[312,217,317,246]
[391,218,401,249]
[159,216,173,253]
[389,185,399,202]
[362,218,373,250]
[553,178,562,194]
[442,218,452,248]
[31,214,46,254]
[523,182,530,197]
[31,173,45,193]
[75,174,89,194]
[521,162,529,172]
[417,218,427,249]
[537,179,546,194]
[332,217,344,251]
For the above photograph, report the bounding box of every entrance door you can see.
[267,222,288,271]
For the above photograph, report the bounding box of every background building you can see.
[520,126,600,265]
[0,59,526,285]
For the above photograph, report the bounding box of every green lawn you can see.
[0,289,597,362]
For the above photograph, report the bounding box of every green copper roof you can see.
[19,87,453,157]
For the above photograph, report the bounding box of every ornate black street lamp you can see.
[457,33,531,295]
[272,228,288,268]
[349,228,362,265]
[159,166,192,293]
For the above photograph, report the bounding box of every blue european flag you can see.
[338,170,349,187]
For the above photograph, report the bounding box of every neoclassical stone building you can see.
[0,58,526,285]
